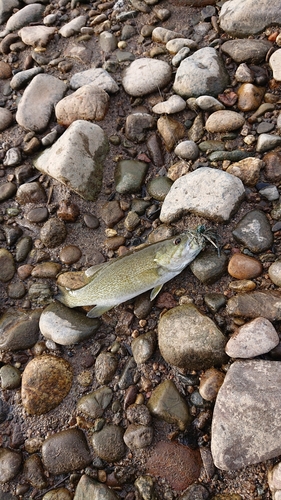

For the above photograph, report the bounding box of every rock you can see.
[204,293,226,313]
[160,167,245,223]
[70,68,119,93]
[268,462,281,500]
[146,441,202,492]
[126,404,152,425]
[199,368,225,402]
[15,236,32,263]
[0,249,15,283]
[269,260,281,286]
[261,183,279,201]
[270,49,281,81]
[42,429,91,474]
[190,248,228,285]
[0,365,21,390]
[174,140,199,160]
[172,47,191,67]
[77,387,113,418]
[225,317,279,358]
[263,152,281,183]
[59,245,81,265]
[0,448,22,483]
[0,0,20,25]
[147,379,191,430]
[232,210,273,253]
[118,357,137,389]
[131,331,157,364]
[196,95,224,112]
[125,113,155,143]
[237,83,265,112]
[91,424,126,462]
[219,0,281,36]
[221,39,272,63]
[123,424,153,449]
[101,200,124,227]
[99,31,117,52]
[152,94,186,114]
[146,176,173,201]
[16,74,66,132]
[39,302,100,345]
[73,475,119,500]
[134,476,156,500]
[226,157,263,186]
[34,120,109,201]
[23,454,47,489]
[21,355,73,415]
[166,37,197,54]
[152,27,183,43]
[115,159,148,193]
[235,63,254,83]
[228,253,263,279]
[205,110,245,133]
[256,133,281,153]
[0,309,40,351]
[227,290,281,321]
[5,4,44,33]
[0,61,12,79]
[0,109,13,131]
[18,26,56,47]
[59,15,87,37]
[157,115,186,151]
[0,182,17,202]
[16,182,46,204]
[95,352,118,384]
[40,218,67,248]
[158,304,227,371]
[173,47,229,98]
[55,84,109,126]
[179,483,210,500]
[122,58,172,96]
[211,360,281,470]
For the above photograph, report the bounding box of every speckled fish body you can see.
[56,228,206,318]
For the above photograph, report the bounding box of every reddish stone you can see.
[263,151,281,183]
[218,91,238,107]
[228,253,263,280]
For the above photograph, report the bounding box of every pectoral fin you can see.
[84,262,107,280]
[86,304,115,318]
[150,284,163,301]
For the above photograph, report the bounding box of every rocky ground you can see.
[2,0,281,498]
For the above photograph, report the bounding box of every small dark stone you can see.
[40,218,67,248]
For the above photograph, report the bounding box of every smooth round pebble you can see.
[0,249,15,282]
[199,368,225,401]
[83,213,100,229]
[91,424,126,462]
[205,110,245,133]
[26,207,48,223]
[59,245,82,264]
[269,260,281,287]
[42,428,91,474]
[174,140,199,160]
[0,448,22,483]
[146,176,173,201]
[0,108,13,132]
[228,253,263,279]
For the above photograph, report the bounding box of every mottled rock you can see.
[227,290,281,321]
[123,424,153,449]
[147,379,191,430]
[115,159,148,193]
[232,210,273,253]
[73,475,118,500]
[40,219,67,248]
[226,157,263,186]
[225,317,279,358]
[0,448,22,483]
[91,424,126,462]
[0,309,40,351]
[131,331,157,364]
[77,387,112,418]
[16,182,46,205]
[0,365,21,390]
[264,152,281,182]
[55,84,109,126]
[122,58,172,97]
[23,454,47,489]
[221,39,272,63]
[42,429,91,474]
[157,115,186,152]
[95,352,118,384]
[199,368,225,402]
[228,253,263,279]
[205,110,245,133]
[219,0,281,36]
[70,68,119,93]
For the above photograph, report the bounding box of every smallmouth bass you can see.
[56,226,212,318]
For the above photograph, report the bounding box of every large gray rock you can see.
[219,0,281,36]
[0,0,20,25]
[122,58,172,97]
[4,3,44,33]
[16,74,66,132]
[160,167,245,223]
[34,120,109,201]
[173,47,229,98]
[211,360,281,470]
[221,39,272,63]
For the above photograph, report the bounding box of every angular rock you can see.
[160,167,245,223]
[122,58,172,97]
[227,290,281,321]
[125,113,155,143]
[221,39,272,63]
[173,47,229,98]
[226,157,263,186]
[70,68,119,93]
[18,26,56,47]
[147,379,191,430]
[157,115,186,152]
[77,387,113,418]
[55,84,109,126]
[34,120,109,201]
[74,475,118,500]
[225,317,279,358]
[232,210,273,253]
[219,0,281,36]
[42,429,91,474]
[16,74,66,132]
[115,159,148,193]
[158,304,227,371]
[190,247,228,284]
[211,360,281,470]
[152,94,186,114]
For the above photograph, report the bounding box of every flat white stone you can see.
[225,317,279,358]
[270,49,281,81]
[70,68,119,93]
[122,58,172,97]
[152,95,186,114]
[166,37,197,54]
[18,26,56,47]
[59,15,87,38]
[160,167,245,223]
[174,140,199,160]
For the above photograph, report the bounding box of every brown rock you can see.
[228,253,263,280]
[0,61,12,79]
[227,290,281,321]
[157,116,186,152]
[263,151,281,182]
[146,441,202,491]
[226,157,263,186]
[59,245,82,264]
[57,200,80,222]
[42,428,91,474]
[199,368,225,402]
[101,200,124,227]
[237,84,265,112]
[31,262,62,279]
[55,84,109,126]
[104,235,126,250]
[16,182,46,204]
[21,355,73,415]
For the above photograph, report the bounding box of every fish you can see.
[56,225,216,318]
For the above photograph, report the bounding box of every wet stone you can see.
[39,302,100,345]
[237,83,265,112]
[228,253,263,279]
[73,475,119,500]
[131,331,157,364]
[115,160,148,194]
[146,132,164,168]
[15,236,33,262]
[0,448,22,483]
[232,210,273,253]
[91,424,126,462]
[225,317,279,358]
[190,247,228,285]
[101,200,124,227]
[147,379,191,430]
[42,429,91,474]
[57,200,80,222]
[43,488,72,500]
[0,249,15,282]
[77,386,113,418]
[40,218,67,248]
[0,309,40,351]
[84,213,100,229]
[0,182,17,202]
[0,365,21,390]
[199,368,225,402]
[59,245,82,265]
[134,476,156,500]
[23,454,47,489]
[21,354,73,415]
[126,404,152,426]
[95,352,118,384]
[26,207,48,223]
[158,304,227,371]
[146,176,173,201]
[118,357,137,389]
[227,290,281,321]
[123,424,153,450]
[179,483,210,500]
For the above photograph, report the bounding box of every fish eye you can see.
[174,237,181,245]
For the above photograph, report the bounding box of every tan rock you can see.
[226,157,263,186]
[18,25,56,47]
[55,84,109,126]
[228,253,263,280]
[237,83,265,112]
[205,110,245,133]
[199,368,225,401]
[157,116,185,151]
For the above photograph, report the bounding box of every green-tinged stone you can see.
[115,160,149,193]
[77,387,113,418]
[147,379,191,430]
[208,150,254,162]
[146,176,173,201]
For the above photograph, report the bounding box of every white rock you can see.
[172,47,190,67]
[219,0,281,37]
[205,110,245,133]
[225,317,279,358]
[160,167,245,223]
[59,15,87,37]
[166,37,197,54]
[152,27,183,43]
[256,133,281,153]
[174,140,199,160]
[152,95,186,114]
[196,95,224,112]
[270,49,281,81]
[18,26,56,47]
[122,58,172,97]
[5,4,44,33]
[70,68,119,93]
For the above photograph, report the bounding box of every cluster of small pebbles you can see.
[2,0,281,498]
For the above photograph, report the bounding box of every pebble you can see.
[174,140,199,160]
[35,120,108,201]
[173,47,229,98]
[126,404,152,425]
[205,110,245,133]
[237,83,265,112]
[204,292,226,313]
[256,121,275,134]
[4,4,44,34]
[4,147,21,166]
[235,63,254,83]
[23,454,47,489]
[166,37,197,54]
[131,331,156,364]
[0,182,17,202]
[211,360,281,470]
[70,68,119,93]
[269,260,281,287]
[270,49,281,81]
[160,167,245,223]
[219,0,281,36]
[59,245,82,264]
[16,74,66,132]
[0,309,40,351]
[256,133,281,152]
[232,209,273,253]
[0,61,12,79]
[180,484,210,500]
[152,94,186,114]
[84,213,100,229]
[123,424,153,449]
[55,84,110,126]
[190,247,228,284]
[57,200,80,222]
[124,211,140,231]
[152,26,183,43]
[221,39,272,63]
[115,159,148,193]
[122,58,172,97]
[226,157,263,186]
[0,365,21,390]
[146,176,173,201]
[158,304,227,370]
[7,281,26,299]
[101,200,124,227]
[225,317,279,358]
[157,115,186,151]
[18,26,56,48]
[73,475,119,500]
[196,95,224,111]
[42,429,91,474]
[268,462,281,500]
[0,108,13,131]
[118,357,137,389]
[227,290,281,321]
[147,379,191,430]
[26,206,48,223]
[31,262,61,279]
[228,279,256,293]
[228,253,263,279]
[199,367,225,402]
[59,15,87,37]
[0,249,15,282]
[95,352,118,384]
[39,302,100,345]
[0,0,20,25]
[0,448,22,483]
[259,184,279,201]
[125,112,155,143]
[172,47,191,67]
[146,440,202,492]
[77,386,113,418]
[16,182,46,204]
[91,424,126,462]
[40,218,67,248]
